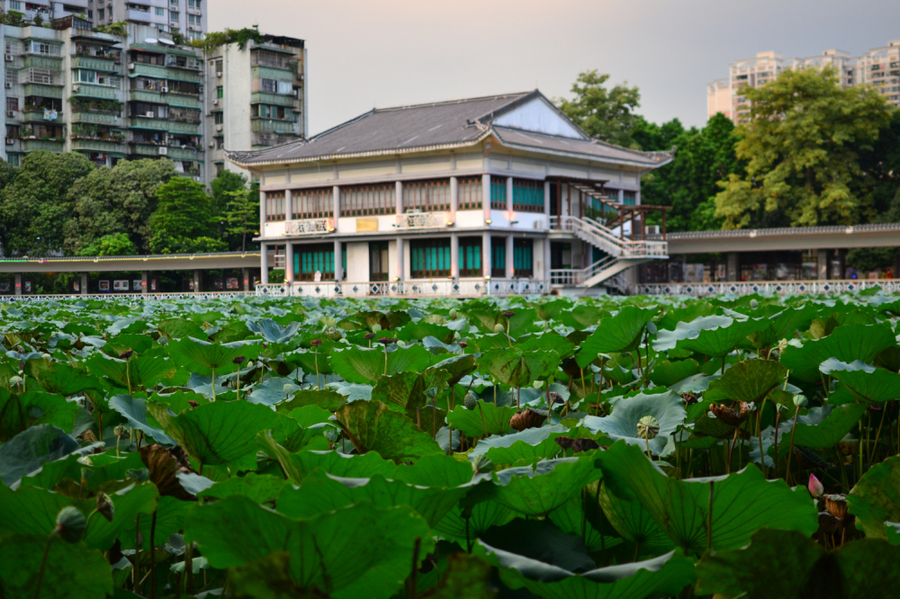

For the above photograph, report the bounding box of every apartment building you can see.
[708,40,900,122]
[228,91,673,297]
[1,18,206,178]
[2,0,89,23]
[203,33,306,180]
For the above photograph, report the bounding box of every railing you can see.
[256,278,549,298]
[646,222,900,241]
[633,279,900,297]
[284,218,333,235]
[550,255,618,286]
[4,292,257,301]
[0,251,260,264]
[397,212,447,229]
[550,215,668,258]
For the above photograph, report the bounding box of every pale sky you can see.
[210,0,900,136]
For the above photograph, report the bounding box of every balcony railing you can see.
[256,278,549,298]
[397,211,447,229]
[284,218,334,235]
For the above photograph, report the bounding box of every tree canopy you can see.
[149,177,227,254]
[714,67,894,229]
[556,70,642,148]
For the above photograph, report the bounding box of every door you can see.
[369,241,389,282]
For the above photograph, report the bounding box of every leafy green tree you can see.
[223,186,259,252]
[210,169,247,220]
[149,177,225,254]
[64,159,177,254]
[0,152,94,255]
[76,232,138,256]
[555,70,642,148]
[638,114,742,232]
[714,67,894,229]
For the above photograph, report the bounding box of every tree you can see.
[77,233,137,256]
[638,114,743,232]
[556,70,642,148]
[148,177,225,254]
[64,159,177,254]
[223,185,259,252]
[210,169,247,220]
[0,152,94,255]
[714,67,894,229]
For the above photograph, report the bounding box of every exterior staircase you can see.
[549,215,668,289]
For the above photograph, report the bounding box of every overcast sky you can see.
[210,0,900,136]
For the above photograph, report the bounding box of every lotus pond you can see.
[2,292,900,598]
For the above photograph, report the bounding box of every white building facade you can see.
[228,91,673,298]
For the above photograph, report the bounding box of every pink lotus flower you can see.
[808,473,824,498]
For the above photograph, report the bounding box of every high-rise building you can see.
[0,17,306,185]
[708,40,900,122]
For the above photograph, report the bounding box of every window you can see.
[513,238,533,277]
[98,9,104,19]
[512,179,543,213]
[30,42,61,56]
[293,187,332,220]
[6,125,19,139]
[7,154,20,167]
[5,41,21,55]
[402,179,450,212]
[170,11,179,19]
[369,241,389,281]
[458,237,482,277]
[623,190,637,206]
[266,191,286,221]
[491,237,506,278]
[133,52,164,65]
[188,0,202,8]
[410,239,451,279]
[215,137,224,149]
[5,70,15,86]
[260,78,293,95]
[340,183,394,216]
[28,68,53,85]
[216,86,223,99]
[457,176,483,210]
[490,176,507,209]
[214,112,223,124]
[9,1,22,9]
[294,244,344,281]
[189,14,201,25]
[155,7,164,15]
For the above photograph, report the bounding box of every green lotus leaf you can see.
[434,500,517,543]
[675,316,763,358]
[447,401,518,437]
[597,481,675,554]
[773,403,868,452]
[548,493,623,552]
[85,353,185,391]
[288,449,398,481]
[518,332,577,360]
[109,395,175,445]
[247,318,302,344]
[560,304,610,329]
[478,348,560,389]
[119,495,191,550]
[198,472,287,504]
[849,456,900,540]
[577,306,658,367]
[82,481,159,551]
[703,359,787,405]
[0,389,78,442]
[427,353,476,387]
[490,457,601,516]
[478,541,696,599]
[279,388,347,413]
[157,317,206,340]
[147,400,282,466]
[0,424,83,487]
[648,359,700,387]
[330,345,434,384]
[820,358,900,404]
[0,534,113,599]
[580,391,685,456]
[284,347,334,377]
[470,425,569,457]
[23,358,103,396]
[654,314,734,352]
[696,529,900,599]
[168,337,261,376]
[596,441,817,554]
[372,369,452,416]
[334,400,442,461]
[749,304,818,348]
[186,496,432,599]
[485,434,570,465]
[781,324,897,382]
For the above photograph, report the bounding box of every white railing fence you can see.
[634,279,900,297]
[256,278,550,298]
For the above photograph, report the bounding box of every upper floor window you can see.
[512,179,543,213]
[265,191,285,221]
[293,188,332,220]
[490,176,507,210]
[402,179,450,213]
[340,183,393,216]
[457,176,483,210]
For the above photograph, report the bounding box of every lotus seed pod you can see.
[55,506,86,543]
[158,335,169,346]
[41,353,51,359]
[449,309,458,319]
[750,299,759,310]
[283,384,296,395]
[371,324,382,333]
[464,392,478,410]
[95,492,115,522]
[636,415,660,440]
[493,323,505,334]
[8,375,22,386]
[793,394,808,408]
[472,454,494,474]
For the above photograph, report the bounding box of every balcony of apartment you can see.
[22,54,63,70]
[20,135,65,153]
[72,82,122,102]
[251,118,298,135]
[251,50,296,71]
[165,53,202,72]
[73,55,122,73]
[22,107,63,123]
[127,7,154,23]
[250,91,297,108]
[71,110,121,126]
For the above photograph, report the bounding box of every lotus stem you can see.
[757,400,766,478]
[773,413,781,478]
[707,481,714,553]
[210,366,216,402]
[785,405,801,485]
[871,406,887,465]
[407,538,421,599]
[517,386,521,410]
[150,510,158,599]
[580,367,587,401]
[477,402,488,437]
[34,529,58,599]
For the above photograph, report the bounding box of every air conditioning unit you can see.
[208,141,214,148]
[212,99,218,106]
[215,124,222,132]
[192,176,201,182]
[6,110,14,117]
[158,147,167,155]
[128,63,135,70]
[646,225,661,235]
[72,86,80,93]
[4,82,11,89]
[146,111,154,117]
[4,54,12,62]
[216,72,222,78]
[161,86,169,93]
[5,138,14,145]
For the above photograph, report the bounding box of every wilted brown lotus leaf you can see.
[824,494,848,520]
[509,408,546,432]
[139,444,196,501]
[554,436,600,453]
[709,402,753,427]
